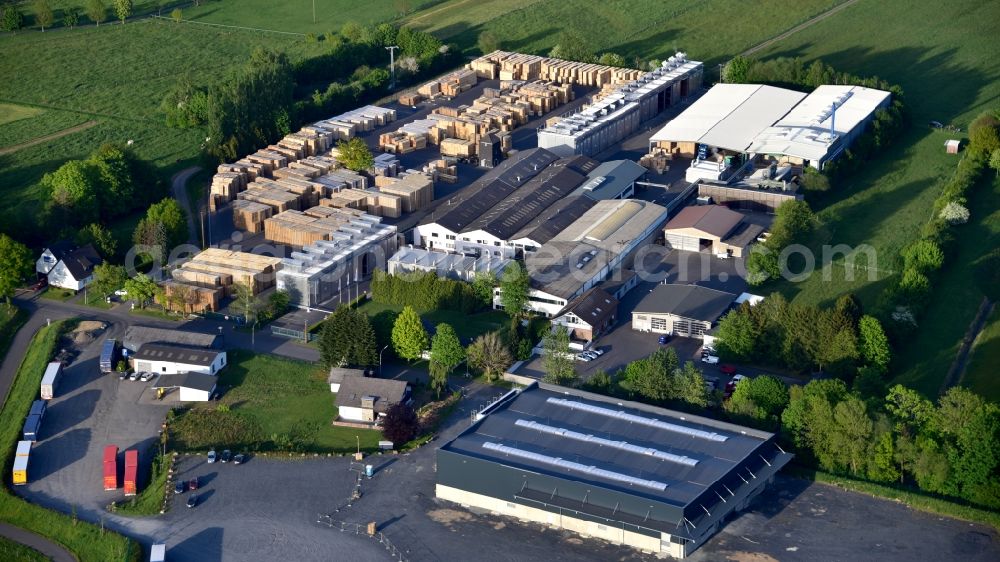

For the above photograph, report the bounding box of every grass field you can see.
[963,305,1000,403]
[0,19,320,244]
[114,451,169,516]
[0,103,42,126]
[356,300,509,342]
[750,0,1000,397]
[404,0,846,63]
[0,536,46,562]
[180,0,442,34]
[172,351,382,453]
[0,320,139,562]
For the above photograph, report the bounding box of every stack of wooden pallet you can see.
[470,51,643,87]
[441,138,475,158]
[399,92,422,106]
[373,153,401,177]
[158,281,223,314]
[237,184,302,213]
[418,68,478,98]
[639,148,672,175]
[232,199,273,234]
[378,130,429,154]
[375,173,434,213]
[171,248,282,297]
[264,209,357,247]
[321,190,369,212]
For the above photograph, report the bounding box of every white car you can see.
[701,355,719,364]
[114,289,128,297]
[139,372,154,382]
[576,353,593,362]
[207,450,217,464]
[587,348,605,357]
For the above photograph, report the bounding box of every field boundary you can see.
[0,120,99,156]
[741,0,861,58]
[148,15,306,37]
[947,298,996,392]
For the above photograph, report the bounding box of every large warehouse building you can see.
[415,148,599,259]
[650,83,891,180]
[436,382,792,558]
[538,53,703,157]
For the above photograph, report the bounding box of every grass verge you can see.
[0,306,28,363]
[0,319,140,562]
[39,288,75,302]
[112,450,170,517]
[788,465,1000,530]
[963,306,1000,402]
[0,536,47,562]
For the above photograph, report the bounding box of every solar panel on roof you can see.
[514,419,699,467]
[482,441,669,491]
[546,398,728,442]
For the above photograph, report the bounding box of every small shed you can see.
[152,372,218,402]
[945,139,961,154]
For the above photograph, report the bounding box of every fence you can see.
[270,325,319,342]
[316,515,407,561]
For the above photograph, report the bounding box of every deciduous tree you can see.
[42,160,101,226]
[466,331,512,382]
[113,0,131,24]
[391,305,428,362]
[63,6,79,27]
[673,361,707,408]
[1,3,24,32]
[123,273,159,309]
[541,325,575,384]
[858,315,891,374]
[335,137,374,172]
[0,234,32,307]
[381,403,418,445]
[430,323,465,396]
[90,263,127,298]
[499,261,529,319]
[477,30,499,54]
[86,0,105,26]
[33,0,53,31]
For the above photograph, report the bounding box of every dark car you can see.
[233,453,245,465]
[174,481,185,494]
[221,449,232,463]
[30,278,47,291]
[186,494,198,508]
[188,477,198,491]
[658,334,670,344]
[719,364,737,375]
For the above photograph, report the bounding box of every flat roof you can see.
[134,344,221,367]
[747,85,891,162]
[575,159,646,200]
[441,383,777,508]
[152,372,218,392]
[633,284,737,322]
[650,84,806,152]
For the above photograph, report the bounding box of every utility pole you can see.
[312,0,316,23]
[719,63,724,84]
[200,211,206,250]
[386,45,399,89]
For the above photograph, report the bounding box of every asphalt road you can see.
[171,166,202,246]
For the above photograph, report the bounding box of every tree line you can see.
[161,22,456,163]
[2,0,136,32]
[876,109,1000,342]
[744,199,817,285]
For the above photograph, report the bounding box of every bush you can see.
[371,271,481,313]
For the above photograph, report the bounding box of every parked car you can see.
[723,374,747,399]
[188,477,198,491]
[658,334,670,344]
[128,371,140,381]
[719,364,737,375]
[588,347,605,356]
[31,278,47,291]
[233,453,245,465]
[118,370,128,380]
[701,355,719,364]
[174,481,185,494]
[207,450,217,464]
[139,372,154,382]
[731,374,747,385]
[575,353,593,362]
[186,494,198,508]
[114,288,128,297]
[704,379,718,392]
[221,449,232,463]
[581,351,599,360]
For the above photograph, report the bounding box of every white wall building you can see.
[35,242,102,291]
[132,344,227,376]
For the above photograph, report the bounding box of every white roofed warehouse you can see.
[436,382,792,558]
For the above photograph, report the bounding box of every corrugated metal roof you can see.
[583,200,644,241]
[664,205,744,239]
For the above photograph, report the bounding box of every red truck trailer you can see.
[103,445,117,491]
[123,449,138,496]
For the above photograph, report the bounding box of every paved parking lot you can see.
[17,320,172,518]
